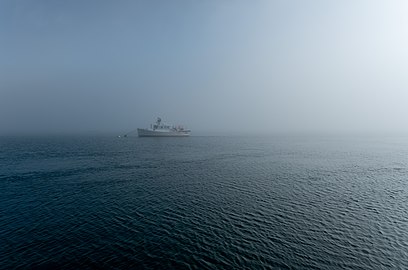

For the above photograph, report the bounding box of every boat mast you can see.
[153,117,161,130]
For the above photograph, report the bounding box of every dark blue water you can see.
[1,136,408,269]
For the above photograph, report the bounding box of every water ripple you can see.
[1,136,408,269]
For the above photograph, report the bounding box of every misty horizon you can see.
[2,2,408,269]
[1,0,408,135]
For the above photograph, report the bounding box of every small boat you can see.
[137,117,190,137]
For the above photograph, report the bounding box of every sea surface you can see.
[1,136,408,269]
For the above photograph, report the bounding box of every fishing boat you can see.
[137,117,190,137]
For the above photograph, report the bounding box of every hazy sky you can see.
[1,0,408,135]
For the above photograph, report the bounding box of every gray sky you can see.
[1,0,408,135]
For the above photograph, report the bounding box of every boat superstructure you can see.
[137,117,190,137]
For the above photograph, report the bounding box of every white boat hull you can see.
[137,128,190,137]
